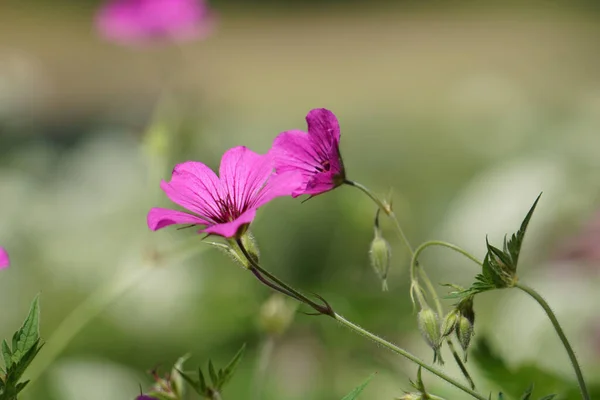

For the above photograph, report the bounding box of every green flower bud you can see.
[258,294,297,337]
[369,232,392,291]
[417,308,443,364]
[456,315,474,361]
[369,209,392,291]
[441,309,459,338]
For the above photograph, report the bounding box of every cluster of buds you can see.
[441,296,475,361]
[138,356,188,400]
[369,209,392,291]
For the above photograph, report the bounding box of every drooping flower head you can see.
[148,146,297,238]
[96,0,215,45]
[270,108,345,197]
[0,247,9,270]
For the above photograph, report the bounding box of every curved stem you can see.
[346,180,476,388]
[235,239,333,316]
[412,241,483,269]
[334,313,486,400]
[234,238,485,398]
[515,283,590,400]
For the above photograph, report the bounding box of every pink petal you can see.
[0,247,9,269]
[254,171,304,205]
[271,130,322,174]
[201,208,257,238]
[147,208,209,231]
[306,108,341,147]
[160,161,223,222]
[219,146,273,210]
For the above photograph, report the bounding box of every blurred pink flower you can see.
[0,247,9,269]
[148,146,298,238]
[270,108,346,198]
[554,208,600,265]
[96,0,214,44]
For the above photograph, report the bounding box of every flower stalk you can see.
[234,242,486,399]
[345,179,476,389]
[515,283,590,400]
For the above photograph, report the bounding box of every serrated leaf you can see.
[176,369,203,396]
[506,194,541,271]
[219,343,246,389]
[198,368,207,392]
[10,295,40,364]
[521,384,534,400]
[2,341,12,370]
[341,373,375,400]
[208,359,218,387]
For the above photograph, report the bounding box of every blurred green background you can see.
[1,1,600,399]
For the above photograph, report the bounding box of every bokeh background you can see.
[1,1,600,399]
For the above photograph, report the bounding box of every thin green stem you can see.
[346,180,476,388]
[234,239,485,398]
[235,239,333,316]
[412,241,483,269]
[334,313,486,400]
[514,283,590,400]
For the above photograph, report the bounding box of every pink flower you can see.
[96,0,214,45]
[148,146,297,238]
[0,247,9,269]
[270,108,346,197]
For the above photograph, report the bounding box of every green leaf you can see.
[177,369,203,396]
[170,354,190,399]
[208,359,218,387]
[218,343,246,389]
[506,193,541,269]
[1,341,12,370]
[10,295,40,365]
[198,368,207,392]
[521,384,534,400]
[341,373,375,400]
[538,395,556,400]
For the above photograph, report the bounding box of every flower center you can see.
[315,160,331,173]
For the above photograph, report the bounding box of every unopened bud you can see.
[369,233,391,291]
[456,315,474,361]
[417,308,443,364]
[369,210,392,291]
[441,309,459,338]
[258,294,297,337]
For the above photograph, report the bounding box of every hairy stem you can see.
[235,239,486,398]
[236,239,333,316]
[334,313,486,400]
[345,180,476,388]
[515,283,590,400]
